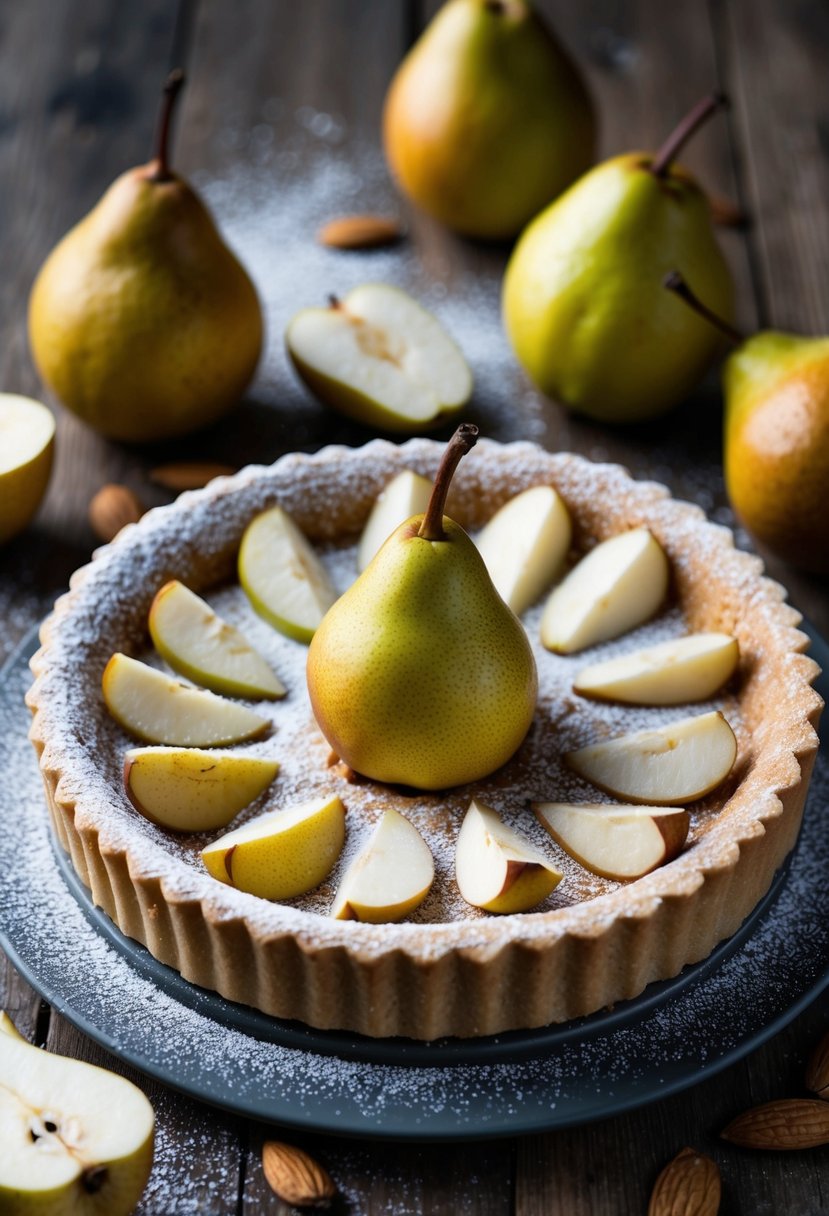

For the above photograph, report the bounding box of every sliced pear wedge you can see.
[238,505,337,643]
[541,527,669,654]
[573,632,739,705]
[103,654,269,746]
[124,747,279,833]
[533,802,690,880]
[358,469,433,571]
[201,795,346,900]
[149,580,285,699]
[455,799,562,914]
[565,710,737,805]
[475,485,572,615]
[0,1010,24,1040]
[331,807,434,923]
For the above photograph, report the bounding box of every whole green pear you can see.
[383,0,595,240]
[502,95,734,422]
[306,426,538,790]
[28,72,262,442]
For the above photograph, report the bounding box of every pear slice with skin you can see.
[201,795,346,900]
[0,1014,155,1216]
[573,632,739,705]
[541,527,669,654]
[239,505,337,643]
[149,580,285,699]
[331,808,434,923]
[455,799,562,914]
[0,1010,24,1040]
[475,484,572,615]
[358,469,433,572]
[533,802,690,881]
[0,394,55,545]
[124,747,279,833]
[565,710,737,805]
[103,653,269,746]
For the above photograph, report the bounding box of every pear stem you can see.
[150,68,185,183]
[663,271,744,345]
[418,423,479,542]
[650,92,728,179]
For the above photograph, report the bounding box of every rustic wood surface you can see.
[1,1,828,1212]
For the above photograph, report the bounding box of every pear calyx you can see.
[148,68,185,183]
[664,271,744,345]
[650,92,728,179]
[418,423,479,541]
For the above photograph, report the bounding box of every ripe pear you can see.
[307,425,538,790]
[383,0,595,240]
[28,71,263,442]
[502,94,735,422]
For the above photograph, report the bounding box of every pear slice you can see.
[0,1015,154,1216]
[573,632,739,705]
[201,795,346,900]
[565,710,737,805]
[149,580,285,699]
[533,802,690,880]
[0,1011,24,1040]
[357,469,433,571]
[238,505,337,643]
[455,799,562,914]
[124,747,279,833]
[102,653,269,746]
[0,394,55,545]
[286,284,473,433]
[475,484,572,615]
[331,807,434,923]
[541,527,669,654]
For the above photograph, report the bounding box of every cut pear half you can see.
[455,799,562,914]
[541,527,669,654]
[476,484,572,615]
[0,393,55,545]
[124,747,279,833]
[149,580,285,699]
[239,505,338,643]
[573,632,739,705]
[358,469,433,571]
[565,710,737,805]
[286,284,473,433]
[102,653,269,746]
[534,802,690,880]
[331,807,434,923]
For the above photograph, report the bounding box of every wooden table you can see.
[2,1,828,1211]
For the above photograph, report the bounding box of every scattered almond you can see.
[318,214,404,250]
[805,1029,829,1099]
[721,1098,829,1150]
[149,461,236,491]
[262,1140,337,1209]
[648,1147,721,1216]
[88,484,144,543]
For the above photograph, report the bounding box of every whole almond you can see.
[88,484,144,543]
[318,214,404,250]
[721,1098,829,1150]
[805,1029,829,1099]
[262,1140,337,1208]
[150,461,236,491]
[648,1147,721,1216]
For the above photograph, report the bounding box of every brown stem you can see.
[418,423,479,541]
[327,294,342,310]
[663,271,744,345]
[149,69,185,182]
[650,93,728,179]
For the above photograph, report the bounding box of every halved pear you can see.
[238,505,337,643]
[201,795,346,900]
[573,632,739,705]
[475,485,572,615]
[565,711,737,805]
[541,527,669,654]
[357,469,433,571]
[124,747,279,832]
[149,580,285,699]
[331,807,434,923]
[286,284,473,433]
[102,653,269,746]
[0,394,55,545]
[0,1016,154,1216]
[455,799,562,914]
[533,802,690,880]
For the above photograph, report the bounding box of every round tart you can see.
[27,439,822,1040]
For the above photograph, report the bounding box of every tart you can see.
[27,439,822,1040]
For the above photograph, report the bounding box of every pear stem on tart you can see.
[149,68,185,183]
[663,271,745,345]
[649,92,728,179]
[418,422,479,541]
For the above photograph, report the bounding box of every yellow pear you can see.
[0,394,55,545]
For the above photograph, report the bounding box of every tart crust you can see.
[27,439,823,1039]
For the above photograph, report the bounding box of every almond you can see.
[318,214,404,249]
[262,1140,337,1208]
[88,484,144,543]
[149,461,236,491]
[648,1147,721,1216]
[721,1098,829,1150]
[805,1029,829,1099]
